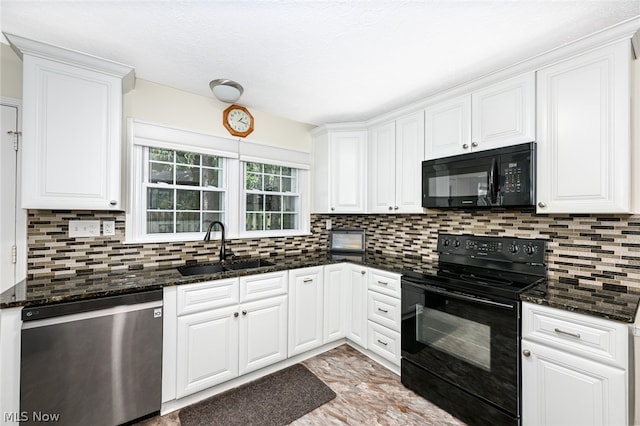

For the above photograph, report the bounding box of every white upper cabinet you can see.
[369,111,425,214]
[6,34,134,210]
[312,129,367,213]
[425,72,535,159]
[536,40,632,213]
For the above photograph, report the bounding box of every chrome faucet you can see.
[203,221,233,262]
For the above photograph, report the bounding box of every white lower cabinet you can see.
[172,271,288,399]
[521,302,629,426]
[288,266,324,356]
[346,263,368,348]
[323,263,348,343]
[366,267,402,366]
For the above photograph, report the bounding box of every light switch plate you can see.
[69,220,101,238]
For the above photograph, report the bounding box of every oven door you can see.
[401,277,520,416]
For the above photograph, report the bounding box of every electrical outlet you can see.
[68,220,101,238]
[326,219,332,230]
[103,221,115,236]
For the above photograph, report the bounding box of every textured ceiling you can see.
[1,1,639,125]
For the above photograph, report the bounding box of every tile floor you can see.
[138,344,466,425]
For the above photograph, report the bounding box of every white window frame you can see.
[239,161,310,239]
[126,119,309,243]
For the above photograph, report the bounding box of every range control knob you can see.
[509,243,519,254]
[454,239,461,248]
[443,239,450,247]
[525,244,537,255]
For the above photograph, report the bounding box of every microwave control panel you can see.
[503,162,524,193]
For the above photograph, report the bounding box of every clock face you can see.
[223,105,254,137]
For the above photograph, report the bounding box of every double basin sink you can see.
[177,258,274,276]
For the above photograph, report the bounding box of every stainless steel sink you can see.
[223,259,274,270]
[177,259,275,276]
[177,262,226,276]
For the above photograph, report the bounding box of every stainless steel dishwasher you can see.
[20,289,163,426]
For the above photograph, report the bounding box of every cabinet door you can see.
[176,305,239,398]
[21,55,123,210]
[288,266,324,356]
[345,264,368,348]
[472,72,535,151]
[395,111,425,213]
[329,131,367,213]
[323,263,348,343]
[536,41,631,213]
[425,94,471,159]
[239,295,288,376]
[521,339,627,426]
[368,121,397,213]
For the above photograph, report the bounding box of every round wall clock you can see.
[223,104,254,137]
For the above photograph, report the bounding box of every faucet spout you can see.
[204,221,227,262]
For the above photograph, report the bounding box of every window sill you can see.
[124,230,312,244]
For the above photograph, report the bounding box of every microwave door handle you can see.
[489,158,498,204]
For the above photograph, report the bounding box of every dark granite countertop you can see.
[520,279,640,323]
[0,251,430,310]
[3,250,639,324]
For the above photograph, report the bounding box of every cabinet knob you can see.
[537,202,546,208]
[462,143,469,149]
[109,200,117,206]
[394,206,399,210]
[242,310,247,316]
[331,207,335,211]
[471,142,478,148]
[388,206,393,211]
[233,312,239,318]
[361,270,366,275]
[522,349,531,357]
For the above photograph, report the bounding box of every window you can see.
[144,148,226,234]
[243,162,300,231]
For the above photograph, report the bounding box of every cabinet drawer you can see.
[522,302,628,368]
[367,291,400,332]
[368,268,401,298]
[367,320,401,366]
[240,270,288,302]
[177,278,239,316]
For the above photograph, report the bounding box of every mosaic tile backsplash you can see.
[27,210,640,290]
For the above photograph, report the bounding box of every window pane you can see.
[265,195,281,212]
[203,168,221,187]
[246,194,264,211]
[203,213,223,230]
[283,196,297,212]
[202,155,220,167]
[281,167,293,176]
[264,164,279,174]
[176,151,199,165]
[246,173,263,190]
[176,189,200,210]
[150,163,174,184]
[176,212,201,233]
[147,188,174,210]
[176,165,200,186]
[281,177,297,192]
[265,213,281,230]
[147,212,174,233]
[246,162,262,173]
[150,148,173,162]
[282,214,297,229]
[264,175,281,192]
[203,191,224,211]
[246,213,264,230]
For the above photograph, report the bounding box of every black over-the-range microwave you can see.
[422,142,535,209]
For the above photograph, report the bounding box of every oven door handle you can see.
[421,283,515,310]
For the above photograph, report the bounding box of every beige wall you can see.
[0,42,22,99]
[0,42,314,151]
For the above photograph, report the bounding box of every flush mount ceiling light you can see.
[209,79,244,103]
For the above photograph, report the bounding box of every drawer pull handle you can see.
[377,308,388,313]
[377,339,388,346]
[554,328,581,339]
[303,278,313,283]
[377,281,388,286]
